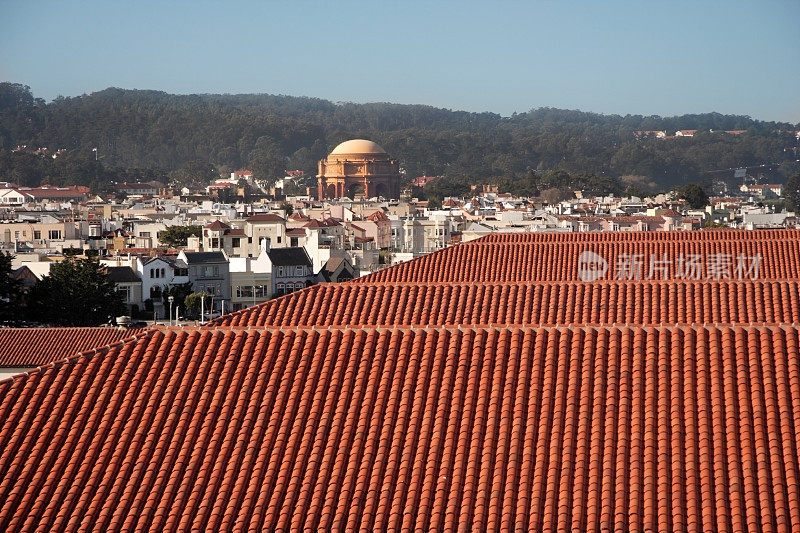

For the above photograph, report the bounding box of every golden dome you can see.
[329,139,387,156]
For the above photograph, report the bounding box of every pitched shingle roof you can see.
[267,247,312,267]
[181,251,227,264]
[106,266,141,283]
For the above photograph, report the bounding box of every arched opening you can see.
[372,182,388,199]
[347,182,365,199]
[325,184,337,199]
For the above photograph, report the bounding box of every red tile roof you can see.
[0,324,799,530]
[304,218,341,228]
[203,220,231,230]
[19,185,90,199]
[0,327,144,367]
[479,228,800,243]
[246,213,285,223]
[366,210,390,222]
[210,279,800,328]
[359,243,798,284]
[2,228,800,530]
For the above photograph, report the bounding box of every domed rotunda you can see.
[316,139,400,200]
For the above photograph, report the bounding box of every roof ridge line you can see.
[4,327,156,384]
[184,322,800,335]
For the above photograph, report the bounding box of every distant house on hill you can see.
[18,185,89,202]
[231,169,253,181]
[116,182,158,196]
[412,176,439,188]
[0,188,33,206]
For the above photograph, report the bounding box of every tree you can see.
[783,172,800,211]
[184,292,207,319]
[26,257,125,326]
[163,282,193,317]
[168,160,217,188]
[673,183,709,209]
[540,187,572,205]
[2,83,797,196]
[158,225,202,247]
[0,252,23,325]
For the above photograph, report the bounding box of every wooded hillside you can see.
[1,82,797,197]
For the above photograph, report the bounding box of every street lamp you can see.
[168,295,174,326]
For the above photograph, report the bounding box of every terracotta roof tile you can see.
[0,327,144,367]
[0,324,798,530]
[246,213,285,223]
[210,279,800,328]
[358,234,800,283]
[203,220,231,230]
[1,228,800,530]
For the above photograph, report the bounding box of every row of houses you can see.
[68,243,351,319]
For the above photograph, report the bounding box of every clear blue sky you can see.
[2,0,798,122]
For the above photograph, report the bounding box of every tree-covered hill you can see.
[1,82,797,196]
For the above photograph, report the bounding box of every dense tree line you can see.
[0,254,125,326]
[1,82,798,195]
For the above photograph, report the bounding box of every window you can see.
[290,237,298,247]
[232,238,240,248]
[48,229,62,240]
[276,283,285,296]
[237,286,253,298]
[161,268,165,278]
[150,270,155,279]
[14,231,20,240]
[248,237,252,244]
[141,231,151,238]
[211,238,219,248]
[277,236,282,244]
[214,266,219,276]
[204,266,214,277]
[295,266,304,276]
[33,230,41,240]
[278,267,284,277]
[116,286,131,302]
